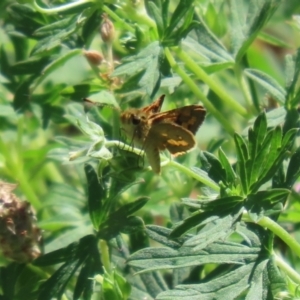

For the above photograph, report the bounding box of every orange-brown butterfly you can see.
[120,95,206,173]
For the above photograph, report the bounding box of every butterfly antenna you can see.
[82,98,120,113]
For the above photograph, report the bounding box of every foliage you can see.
[0,0,300,299]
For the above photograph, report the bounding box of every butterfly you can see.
[120,95,206,173]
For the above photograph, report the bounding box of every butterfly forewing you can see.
[150,105,206,134]
[142,95,165,114]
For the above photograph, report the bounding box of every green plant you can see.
[0,0,300,299]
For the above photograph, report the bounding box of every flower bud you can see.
[0,181,42,263]
[100,13,115,43]
[83,50,104,66]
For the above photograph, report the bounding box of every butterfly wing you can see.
[142,95,165,114]
[150,105,206,134]
[145,123,196,156]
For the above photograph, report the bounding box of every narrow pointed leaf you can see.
[147,2,164,38]
[128,241,260,273]
[244,69,286,103]
[85,164,105,229]
[285,147,300,188]
[156,263,257,300]
[218,148,237,185]
[164,0,195,38]
[234,133,249,194]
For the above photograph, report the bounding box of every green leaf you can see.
[13,75,37,111]
[7,3,44,35]
[231,0,281,61]
[251,127,283,191]
[36,236,98,299]
[251,112,267,154]
[248,201,283,222]
[248,112,267,185]
[146,225,183,249]
[74,254,101,300]
[267,257,287,297]
[76,118,105,141]
[128,241,259,273]
[249,129,273,192]
[234,133,249,194]
[283,108,300,134]
[32,49,82,92]
[281,128,298,150]
[199,151,226,184]
[0,47,14,82]
[120,216,145,234]
[60,83,105,100]
[83,90,119,108]
[163,8,195,45]
[33,16,77,37]
[161,0,170,30]
[265,106,286,127]
[183,214,240,250]
[196,196,244,210]
[244,69,286,103]
[164,0,195,38]
[218,147,237,185]
[1,264,26,300]
[156,263,256,300]
[38,260,83,300]
[113,269,131,300]
[189,167,219,191]
[10,56,50,75]
[113,197,149,218]
[87,140,113,160]
[147,1,164,38]
[112,42,162,97]
[183,22,234,68]
[170,199,243,239]
[85,164,105,229]
[285,147,300,188]
[248,189,290,203]
[246,189,288,221]
[81,9,101,44]
[98,197,149,239]
[34,235,96,266]
[251,127,298,192]
[244,259,269,300]
[31,28,77,55]
[286,49,300,104]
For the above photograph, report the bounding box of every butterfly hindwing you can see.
[147,123,196,156]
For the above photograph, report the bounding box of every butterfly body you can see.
[120,95,206,173]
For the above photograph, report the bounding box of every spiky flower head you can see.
[0,182,42,263]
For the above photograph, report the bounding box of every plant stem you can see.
[106,141,219,190]
[244,214,300,259]
[33,0,95,14]
[173,47,248,117]
[274,253,300,284]
[105,140,145,156]
[164,47,235,135]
